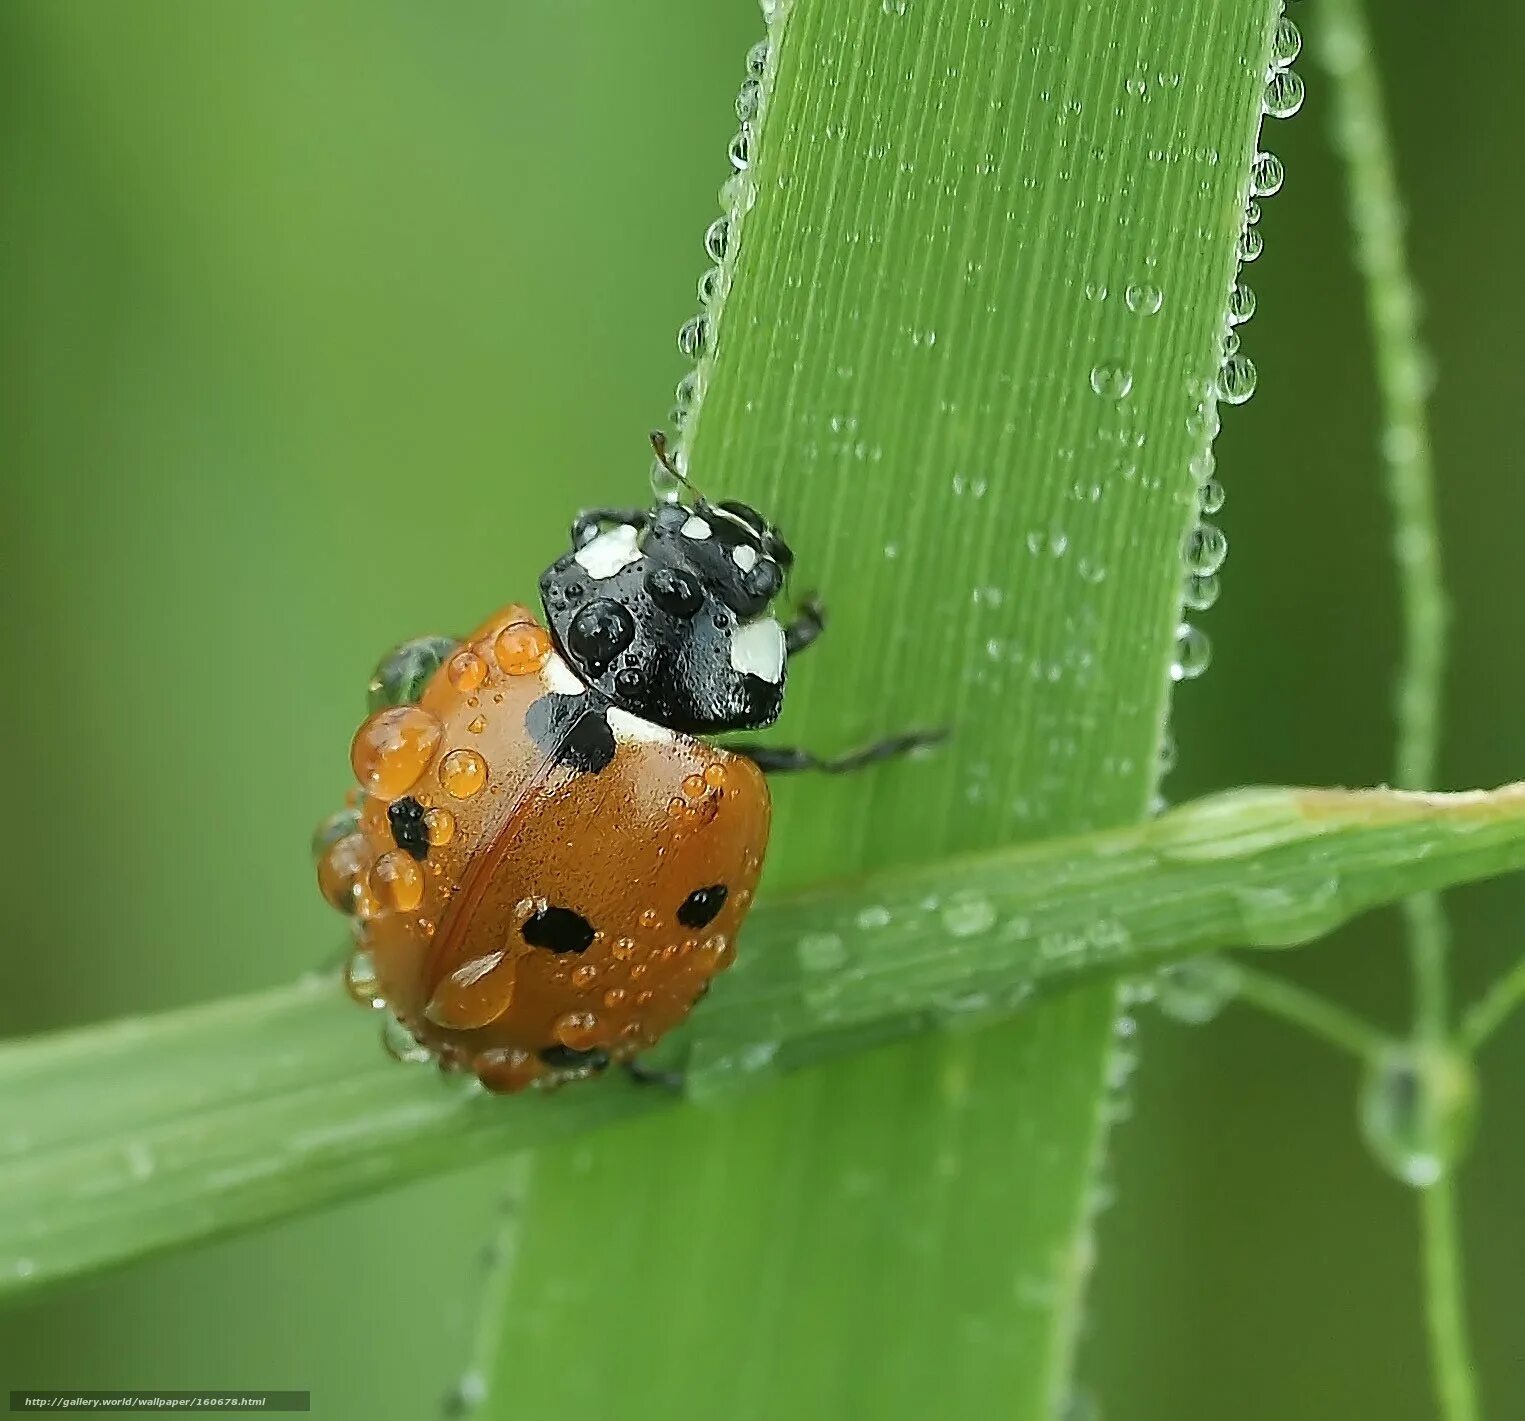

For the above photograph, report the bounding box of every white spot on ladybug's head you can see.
[681,515,713,540]
[543,654,588,696]
[730,616,786,684]
[731,544,759,573]
[574,524,642,580]
[607,706,677,744]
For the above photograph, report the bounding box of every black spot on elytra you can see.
[678,884,728,929]
[387,798,430,861]
[538,1043,610,1073]
[522,905,597,955]
[524,693,616,775]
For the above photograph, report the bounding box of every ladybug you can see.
[313,434,938,1091]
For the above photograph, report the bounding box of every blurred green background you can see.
[2,2,1520,1416]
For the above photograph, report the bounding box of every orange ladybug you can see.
[314,435,938,1090]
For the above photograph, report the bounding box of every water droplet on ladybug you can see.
[467,714,488,734]
[475,1046,541,1093]
[370,851,425,913]
[343,949,384,1008]
[555,1010,601,1049]
[424,807,455,846]
[367,635,457,712]
[317,833,371,913]
[447,649,488,693]
[439,748,488,799]
[493,624,552,676]
[351,706,443,801]
[572,963,599,989]
[311,807,360,863]
[380,1015,432,1065]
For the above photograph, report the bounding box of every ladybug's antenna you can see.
[649,430,701,501]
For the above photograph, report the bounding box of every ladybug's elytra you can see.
[314,435,938,1091]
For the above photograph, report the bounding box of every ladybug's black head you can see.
[540,444,794,735]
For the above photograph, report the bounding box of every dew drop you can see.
[941,894,997,938]
[1249,151,1285,197]
[1125,283,1163,315]
[1226,282,1256,326]
[446,650,488,693]
[1089,362,1133,400]
[439,748,488,799]
[1197,478,1226,514]
[1154,958,1233,1024]
[370,851,425,913]
[424,807,455,845]
[493,623,552,677]
[698,266,725,307]
[746,39,770,77]
[1169,622,1211,682]
[1084,281,1108,303]
[1271,14,1302,68]
[704,216,731,263]
[1182,572,1221,611]
[728,129,751,172]
[344,948,384,1009]
[311,807,361,864]
[1216,354,1258,405]
[736,78,763,123]
[1237,226,1265,263]
[677,314,709,359]
[350,706,442,802]
[554,1010,602,1050]
[1263,68,1305,119]
[380,1014,432,1066]
[1359,1044,1477,1188]
[796,931,848,972]
[1182,522,1228,576]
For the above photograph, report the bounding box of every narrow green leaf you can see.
[490,1,1280,1414]
[5,780,1522,1300]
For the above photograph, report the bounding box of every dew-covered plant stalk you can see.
[9,779,1525,1300]
[484,2,1286,1416]
[1317,1,1477,1415]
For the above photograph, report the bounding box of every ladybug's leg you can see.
[622,1058,685,1091]
[570,507,648,549]
[783,596,827,657]
[727,729,946,775]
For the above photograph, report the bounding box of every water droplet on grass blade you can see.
[1169,623,1211,681]
[796,931,848,973]
[1182,523,1228,576]
[1090,362,1133,399]
[1271,14,1302,68]
[1264,68,1305,119]
[1154,957,1234,1024]
[1216,354,1258,405]
[1249,151,1285,197]
[1359,1044,1477,1188]
[1183,573,1220,611]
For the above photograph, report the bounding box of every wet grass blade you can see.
[4,780,1524,1300]
[487,1,1283,1414]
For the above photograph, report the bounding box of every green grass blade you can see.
[5,780,1524,1299]
[493,1,1272,1411]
